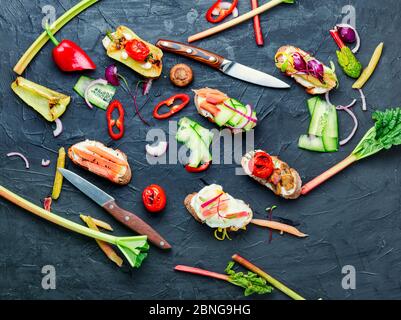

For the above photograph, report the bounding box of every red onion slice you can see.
[41,159,51,167]
[336,99,358,146]
[142,79,153,96]
[84,79,108,109]
[53,118,63,137]
[358,88,367,111]
[7,152,30,169]
[336,24,361,53]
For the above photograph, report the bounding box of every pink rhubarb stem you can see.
[251,0,264,46]
[174,265,229,281]
[301,154,358,195]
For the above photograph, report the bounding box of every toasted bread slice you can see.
[275,45,338,95]
[241,150,302,200]
[68,140,132,185]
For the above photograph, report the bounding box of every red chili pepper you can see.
[142,184,167,213]
[153,94,190,120]
[248,151,274,179]
[106,100,125,140]
[185,161,211,173]
[45,24,96,72]
[125,39,150,61]
[206,0,238,24]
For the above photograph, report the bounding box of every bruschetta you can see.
[193,88,257,132]
[275,46,338,95]
[68,140,132,185]
[241,150,302,199]
[184,184,253,232]
[102,26,163,78]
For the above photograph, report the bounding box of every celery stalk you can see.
[14,0,101,75]
[0,185,149,268]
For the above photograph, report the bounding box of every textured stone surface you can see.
[0,0,400,300]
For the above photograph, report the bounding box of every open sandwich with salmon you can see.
[193,88,257,133]
[68,140,132,185]
[241,150,302,199]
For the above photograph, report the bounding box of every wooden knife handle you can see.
[103,200,171,250]
[156,39,225,69]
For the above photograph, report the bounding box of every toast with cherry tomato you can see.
[275,46,338,95]
[102,26,163,78]
[68,140,132,185]
[241,150,302,199]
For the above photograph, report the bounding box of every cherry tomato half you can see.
[142,184,167,213]
[248,151,274,179]
[125,39,150,61]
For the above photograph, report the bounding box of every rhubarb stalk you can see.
[301,154,358,195]
[0,185,148,268]
[13,0,101,75]
[232,254,305,300]
[174,265,229,281]
[251,0,264,46]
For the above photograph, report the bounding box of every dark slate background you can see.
[0,0,400,300]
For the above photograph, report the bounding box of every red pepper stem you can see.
[44,23,60,47]
[330,29,345,49]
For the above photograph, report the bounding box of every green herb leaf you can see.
[225,262,273,296]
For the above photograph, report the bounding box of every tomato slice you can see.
[248,151,274,179]
[125,39,150,61]
[142,184,167,212]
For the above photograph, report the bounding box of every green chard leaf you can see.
[352,108,401,160]
[225,262,273,297]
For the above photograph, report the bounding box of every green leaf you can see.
[225,262,273,296]
[116,236,149,268]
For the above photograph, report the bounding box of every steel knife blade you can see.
[156,39,290,89]
[58,168,171,250]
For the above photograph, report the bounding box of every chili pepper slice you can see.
[185,161,211,173]
[248,151,274,179]
[106,100,125,140]
[206,0,238,24]
[153,94,190,120]
[125,39,150,61]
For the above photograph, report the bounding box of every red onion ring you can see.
[336,99,358,146]
[336,24,361,53]
[84,79,108,109]
[41,159,51,167]
[53,118,63,137]
[7,152,30,169]
[358,88,367,111]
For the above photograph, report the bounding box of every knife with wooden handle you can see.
[58,168,171,250]
[156,39,290,88]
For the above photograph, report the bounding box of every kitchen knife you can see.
[58,168,171,250]
[156,39,290,89]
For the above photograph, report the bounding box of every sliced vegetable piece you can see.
[74,76,116,110]
[251,219,308,237]
[298,135,325,152]
[52,147,66,200]
[80,214,113,231]
[7,152,30,169]
[353,42,384,89]
[81,215,123,267]
[12,77,70,122]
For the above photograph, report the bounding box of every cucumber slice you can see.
[214,104,235,127]
[243,111,257,131]
[225,99,244,127]
[307,96,321,116]
[323,104,339,138]
[298,135,325,152]
[308,100,330,137]
[322,136,339,152]
[178,117,213,146]
[74,76,116,110]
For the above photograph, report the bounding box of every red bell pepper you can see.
[206,0,238,24]
[45,24,96,72]
[106,100,125,140]
[185,161,211,173]
[153,94,190,120]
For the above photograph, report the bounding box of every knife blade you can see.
[156,39,290,89]
[58,168,171,250]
